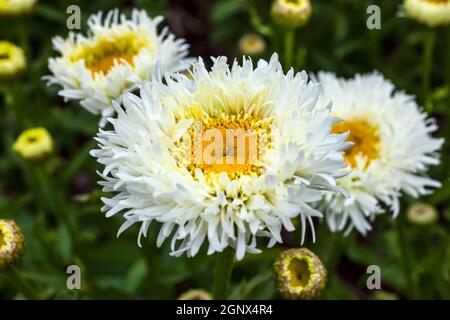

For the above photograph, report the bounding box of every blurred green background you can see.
[0,0,449,299]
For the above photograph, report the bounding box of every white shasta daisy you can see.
[316,72,443,235]
[45,9,190,126]
[91,54,350,260]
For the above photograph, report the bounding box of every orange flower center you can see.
[173,112,273,180]
[70,33,151,76]
[332,119,380,169]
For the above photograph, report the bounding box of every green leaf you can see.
[57,225,73,263]
[124,259,148,294]
[211,0,247,23]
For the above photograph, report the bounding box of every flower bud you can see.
[407,202,438,225]
[0,0,37,17]
[0,219,25,271]
[403,0,450,27]
[274,248,326,299]
[239,34,267,56]
[0,41,26,80]
[13,127,54,161]
[178,289,212,300]
[371,290,399,300]
[271,0,312,29]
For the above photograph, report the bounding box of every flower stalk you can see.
[422,29,436,111]
[27,162,76,241]
[213,247,235,300]
[284,28,295,69]
[3,268,40,300]
[396,212,417,299]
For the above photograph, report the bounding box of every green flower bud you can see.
[407,202,438,225]
[178,289,212,300]
[371,290,399,300]
[0,0,37,17]
[0,41,26,81]
[239,34,267,56]
[0,219,25,271]
[403,0,450,28]
[274,248,326,300]
[271,0,312,29]
[13,127,54,161]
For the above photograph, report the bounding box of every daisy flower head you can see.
[316,72,443,235]
[0,0,37,16]
[0,41,26,80]
[403,0,450,27]
[46,9,190,126]
[91,54,350,260]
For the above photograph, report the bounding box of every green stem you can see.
[422,29,436,111]
[396,213,417,299]
[29,162,76,240]
[325,232,344,271]
[446,28,450,86]
[17,22,30,57]
[4,269,40,300]
[213,247,235,300]
[284,28,295,69]
[3,81,26,128]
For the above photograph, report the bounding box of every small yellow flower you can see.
[178,289,212,300]
[13,127,54,161]
[0,41,26,80]
[239,34,267,56]
[0,0,37,16]
[274,248,326,300]
[403,0,450,27]
[407,202,438,225]
[271,0,312,29]
[0,219,25,271]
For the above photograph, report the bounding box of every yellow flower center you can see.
[288,257,311,288]
[332,119,380,169]
[70,33,151,75]
[173,110,273,181]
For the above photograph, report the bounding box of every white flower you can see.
[316,72,443,235]
[45,8,190,126]
[403,0,450,27]
[91,54,349,260]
